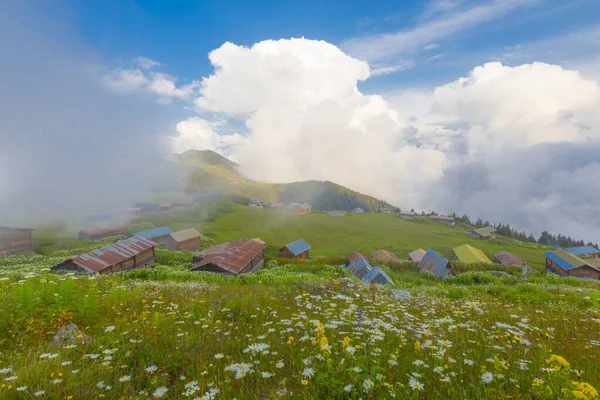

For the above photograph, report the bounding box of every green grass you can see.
[134,202,552,270]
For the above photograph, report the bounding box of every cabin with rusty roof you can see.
[494,251,525,266]
[51,236,156,275]
[191,238,266,276]
[545,249,600,280]
[280,239,311,260]
[165,228,201,252]
[408,248,426,263]
[428,215,455,226]
[134,226,173,244]
[79,223,128,241]
[418,249,456,280]
[0,226,35,256]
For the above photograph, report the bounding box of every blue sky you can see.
[64,0,600,91]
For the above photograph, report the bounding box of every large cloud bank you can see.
[160,39,600,241]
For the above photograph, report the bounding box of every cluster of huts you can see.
[544,246,600,279]
[248,199,312,214]
[343,252,394,285]
[408,244,528,280]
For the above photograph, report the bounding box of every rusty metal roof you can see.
[80,223,128,238]
[494,251,524,266]
[54,236,156,273]
[409,248,426,263]
[191,238,266,275]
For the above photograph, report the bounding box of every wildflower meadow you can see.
[1,252,600,399]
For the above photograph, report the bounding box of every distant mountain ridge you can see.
[170,150,398,212]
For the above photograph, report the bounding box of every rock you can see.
[52,323,93,346]
[487,271,511,278]
[390,289,413,299]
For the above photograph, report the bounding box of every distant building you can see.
[399,212,416,220]
[280,239,311,260]
[453,244,492,264]
[494,251,525,266]
[545,249,600,280]
[380,208,392,214]
[248,199,264,208]
[408,248,426,263]
[363,266,394,285]
[418,249,456,280]
[52,236,156,275]
[191,238,266,276]
[159,204,172,213]
[468,227,497,240]
[79,224,128,241]
[0,226,34,256]
[352,207,366,214]
[134,226,173,244]
[428,215,455,226]
[269,203,285,211]
[165,228,201,252]
[286,202,301,210]
[295,204,312,214]
[346,252,372,279]
[564,246,600,259]
[134,203,161,213]
[328,211,346,217]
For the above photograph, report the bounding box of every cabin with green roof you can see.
[452,244,492,264]
[545,249,600,280]
[165,228,201,252]
[468,227,496,240]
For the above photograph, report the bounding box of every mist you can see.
[0,2,178,228]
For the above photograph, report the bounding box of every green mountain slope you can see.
[171,150,397,212]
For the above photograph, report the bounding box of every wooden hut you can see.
[0,226,34,256]
[346,252,372,279]
[408,248,426,263]
[52,236,156,275]
[165,228,201,252]
[494,251,524,266]
[418,249,456,280]
[79,224,128,241]
[428,215,455,226]
[134,226,173,244]
[279,239,311,260]
[191,238,266,276]
[363,266,394,285]
[453,244,492,264]
[545,249,600,280]
[469,227,496,240]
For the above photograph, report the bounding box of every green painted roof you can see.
[552,249,587,268]
[473,227,496,237]
[453,244,492,264]
[585,258,600,272]
[169,228,201,243]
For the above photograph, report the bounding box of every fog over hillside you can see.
[1,2,599,244]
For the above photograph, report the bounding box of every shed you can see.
[248,199,264,208]
[380,208,392,214]
[165,228,201,252]
[408,248,426,263]
[79,224,128,241]
[564,246,600,259]
[346,253,372,279]
[294,204,312,214]
[363,266,394,285]
[134,226,173,244]
[469,227,497,240]
[494,251,524,266]
[191,238,266,276]
[279,239,311,260]
[400,212,416,220]
[453,244,492,264]
[0,226,35,256]
[544,249,600,280]
[428,215,455,226]
[352,207,365,214]
[52,236,156,275]
[418,249,455,280]
[269,203,285,211]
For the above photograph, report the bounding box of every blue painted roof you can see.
[134,226,173,239]
[564,246,600,256]
[282,239,311,256]
[347,255,371,275]
[363,266,394,285]
[418,249,453,280]
[249,198,263,203]
[544,251,580,270]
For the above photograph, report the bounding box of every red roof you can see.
[55,236,156,273]
[80,223,128,238]
[429,215,454,221]
[191,238,266,275]
[494,251,524,266]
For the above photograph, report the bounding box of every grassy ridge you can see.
[136,202,551,269]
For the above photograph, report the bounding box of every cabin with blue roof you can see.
[564,246,600,259]
[248,198,264,208]
[347,253,372,278]
[134,226,173,244]
[363,266,394,285]
[417,249,456,280]
[279,239,311,260]
[545,249,600,280]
